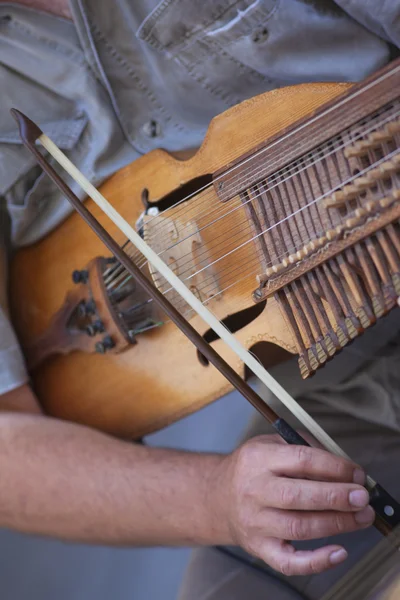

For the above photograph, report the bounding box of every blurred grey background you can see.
[0,390,254,600]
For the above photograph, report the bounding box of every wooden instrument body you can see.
[10,83,351,439]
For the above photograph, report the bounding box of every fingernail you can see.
[353,469,365,485]
[329,549,348,565]
[349,489,369,508]
[355,505,375,525]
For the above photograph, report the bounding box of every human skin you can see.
[0,0,71,18]
[0,384,373,576]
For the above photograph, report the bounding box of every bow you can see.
[11,108,400,539]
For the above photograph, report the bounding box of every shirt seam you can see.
[88,20,189,137]
[138,0,247,49]
[6,17,87,65]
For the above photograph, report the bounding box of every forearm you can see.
[0,411,227,546]
[0,385,374,576]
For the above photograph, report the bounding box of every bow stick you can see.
[11,109,400,537]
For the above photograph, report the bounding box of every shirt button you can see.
[142,119,161,138]
[252,26,269,43]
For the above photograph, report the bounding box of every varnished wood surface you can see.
[10,82,350,439]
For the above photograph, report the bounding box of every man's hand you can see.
[209,435,374,576]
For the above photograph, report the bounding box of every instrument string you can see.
[115,216,394,321]
[104,106,400,290]
[132,155,400,318]
[103,103,395,284]
[145,109,391,242]
[142,107,394,253]
[139,67,399,238]
[136,102,399,243]
[143,124,398,283]
[107,127,392,298]
[107,145,400,315]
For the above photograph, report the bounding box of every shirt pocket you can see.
[137,0,279,107]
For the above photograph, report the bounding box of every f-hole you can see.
[197,301,267,366]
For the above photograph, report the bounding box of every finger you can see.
[260,538,348,577]
[266,443,365,484]
[265,477,369,512]
[263,505,375,540]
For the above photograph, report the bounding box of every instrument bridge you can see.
[143,213,220,312]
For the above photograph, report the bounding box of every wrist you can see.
[199,453,235,547]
